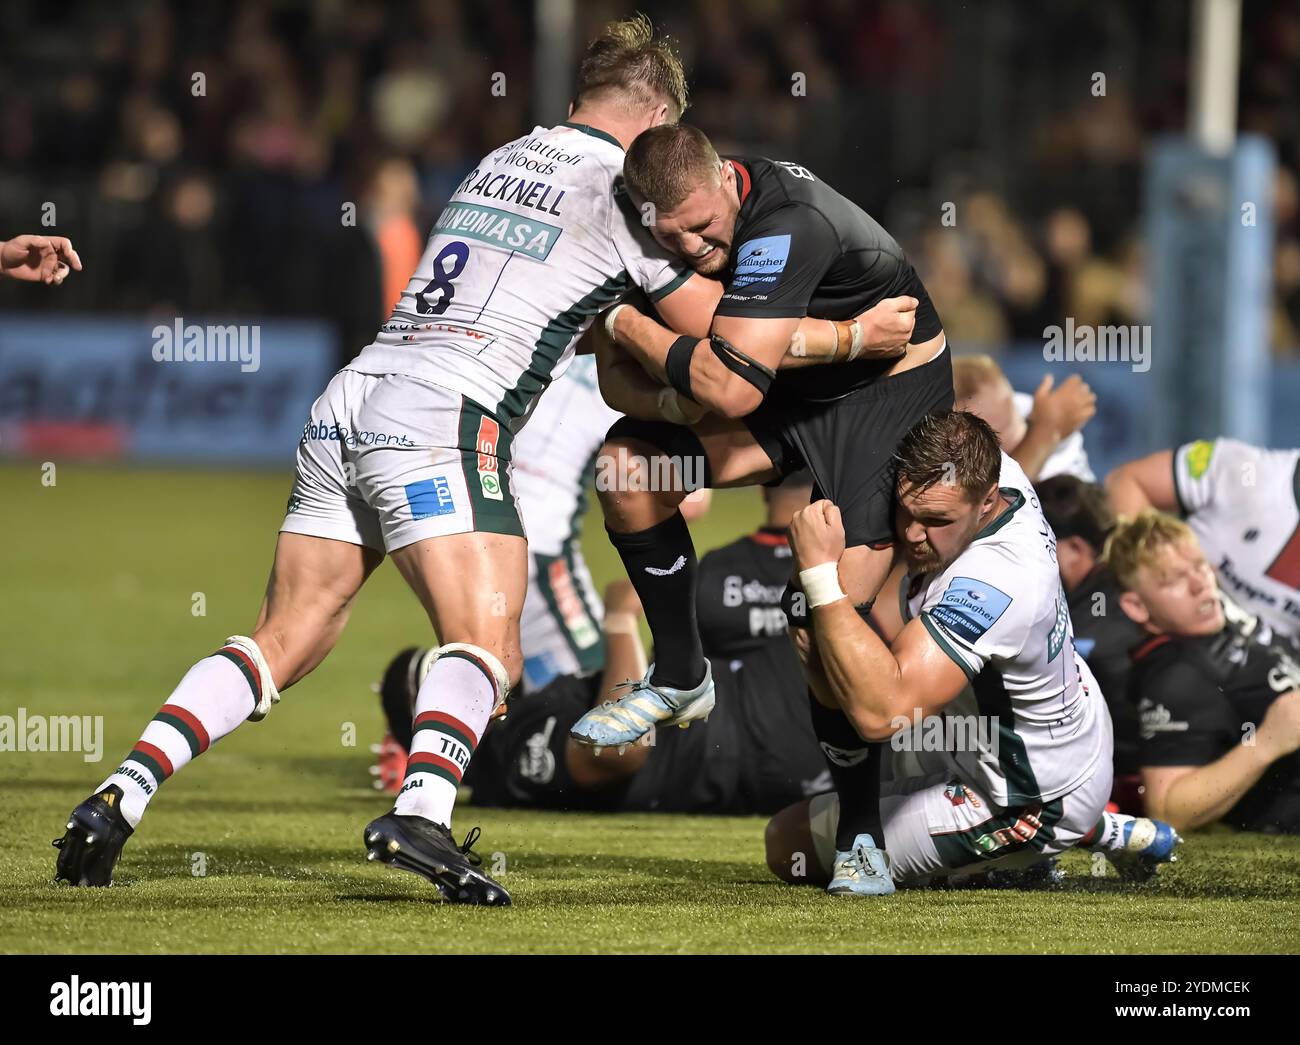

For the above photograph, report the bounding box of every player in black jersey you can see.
[372,475,827,815]
[571,124,952,889]
[1106,511,1300,833]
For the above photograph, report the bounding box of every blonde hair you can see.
[1102,509,1196,591]
[575,14,688,119]
[952,354,1006,403]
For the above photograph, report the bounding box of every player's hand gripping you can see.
[853,295,918,357]
[0,235,82,284]
[789,499,847,573]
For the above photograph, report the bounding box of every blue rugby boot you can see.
[827,833,896,897]
[569,660,715,751]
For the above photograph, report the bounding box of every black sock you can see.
[608,512,704,690]
[808,692,885,850]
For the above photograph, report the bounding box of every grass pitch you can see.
[1,463,1298,954]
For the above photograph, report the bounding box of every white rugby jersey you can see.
[348,122,689,426]
[512,354,619,556]
[513,356,619,680]
[902,454,1110,808]
[1174,438,1300,637]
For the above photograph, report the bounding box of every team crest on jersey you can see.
[1185,439,1215,480]
[475,416,504,501]
[932,577,1012,644]
[733,235,791,288]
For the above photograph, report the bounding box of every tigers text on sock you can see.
[0,708,103,762]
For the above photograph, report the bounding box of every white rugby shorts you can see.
[280,370,525,552]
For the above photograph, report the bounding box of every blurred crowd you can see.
[1,0,1298,361]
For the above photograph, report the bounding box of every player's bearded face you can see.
[1133,539,1225,638]
[895,482,989,572]
[649,171,738,275]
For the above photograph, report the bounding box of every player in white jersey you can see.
[506,355,621,689]
[764,412,1124,893]
[1107,438,1300,637]
[54,17,856,901]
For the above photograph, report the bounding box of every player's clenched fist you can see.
[0,235,83,284]
[857,295,918,354]
[789,499,846,571]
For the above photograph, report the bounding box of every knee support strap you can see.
[224,635,282,722]
[420,642,512,712]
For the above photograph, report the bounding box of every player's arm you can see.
[587,314,674,421]
[1105,449,1178,516]
[1013,375,1096,481]
[650,272,902,369]
[1141,688,1300,831]
[789,501,969,739]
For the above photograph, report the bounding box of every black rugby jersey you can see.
[1130,609,1300,833]
[716,156,943,402]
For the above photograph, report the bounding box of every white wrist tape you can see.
[604,302,629,341]
[847,320,864,361]
[799,562,846,608]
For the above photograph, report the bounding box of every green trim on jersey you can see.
[561,121,623,150]
[930,796,1064,870]
[899,571,914,625]
[499,273,632,421]
[455,399,525,537]
[971,663,1043,806]
[974,487,1026,541]
[649,267,692,302]
[921,612,976,680]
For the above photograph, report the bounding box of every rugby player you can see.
[568,123,953,882]
[764,412,1178,892]
[0,234,81,284]
[52,17,879,902]
[45,17,772,900]
[952,354,1096,481]
[367,354,710,791]
[1107,438,1300,638]
[375,472,827,814]
[1106,511,1300,833]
